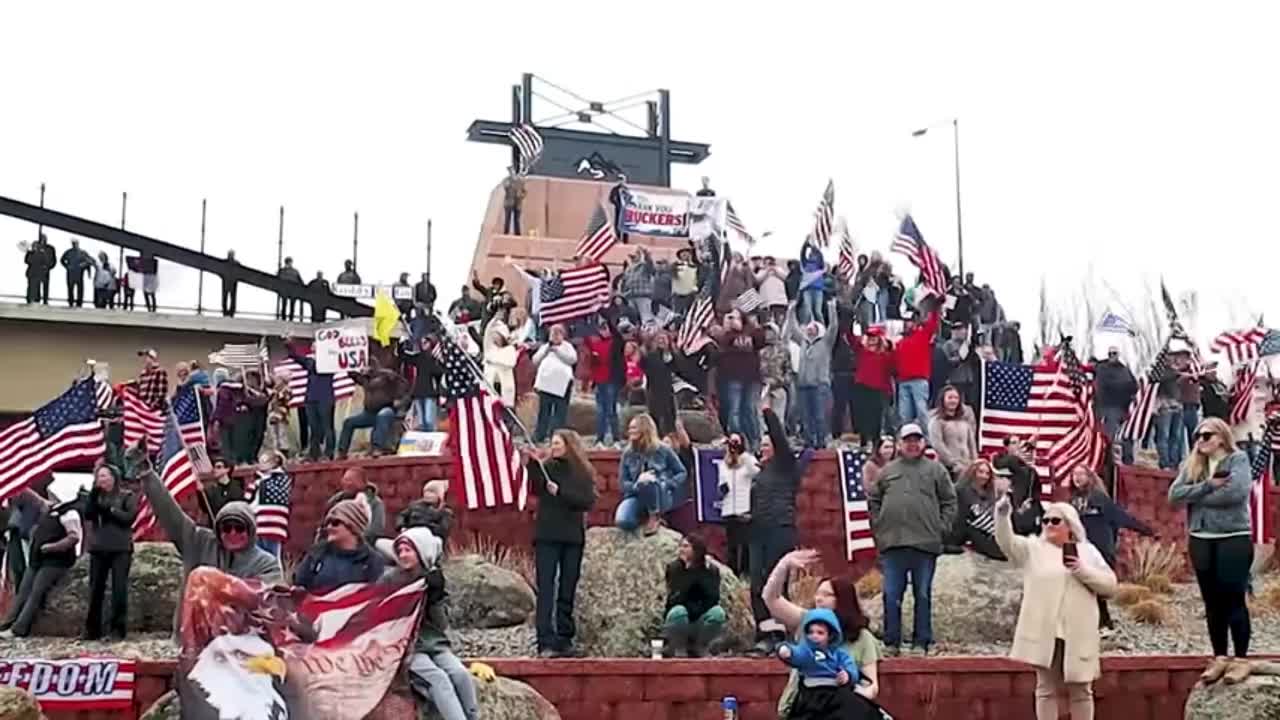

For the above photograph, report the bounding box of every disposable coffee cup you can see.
[650,638,664,659]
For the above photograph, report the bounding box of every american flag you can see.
[1250,421,1277,545]
[1211,328,1268,367]
[677,296,715,353]
[809,180,835,248]
[273,358,356,409]
[208,342,267,369]
[979,359,1081,499]
[1120,376,1157,443]
[836,224,857,280]
[725,202,755,245]
[251,470,292,544]
[575,204,619,263]
[507,123,544,175]
[122,387,165,451]
[892,213,948,296]
[94,379,116,412]
[733,288,764,315]
[1044,343,1107,481]
[172,384,212,474]
[0,380,105,502]
[133,411,198,539]
[538,263,610,326]
[839,449,876,561]
[440,336,527,511]
[1230,361,1260,426]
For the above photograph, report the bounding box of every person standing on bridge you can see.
[140,250,159,313]
[60,239,94,308]
[23,234,56,305]
[277,256,304,321]
[337,259,361,285]
[307,271,330,322]
[92,251,118,309]
[220,250,239,317]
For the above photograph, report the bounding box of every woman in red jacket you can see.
[848,326,895,447]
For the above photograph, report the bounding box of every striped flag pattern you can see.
[0,658,136,711]
[1044,344,1107,481]
[1211,328,1268,367]
[0,380,105,502]
[440,336,527,511]
[837,223,857,280]
[122,387,164,451]
[892,213,948,296]
[575,204,619,263]
[507,123,544,175]
[208,342,267,368]
[251,470,292,544]
[733,288,764,315]
[94,379,116,412]
[133,411,198,539]
[725,202,755,245]
[1230,361,1260,426]
[677,297,715,353]
[980,359,1084,499]
[809,180,835,248]
[172,384,211,474]
[840,449,876,561]
[1120,376,1157,443]
[1250,420,1277,545]
[273,358,357,409]
[538,263,611,326]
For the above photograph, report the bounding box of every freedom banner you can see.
[177,566,426,720]
[620,188,691,237]
[314,327,369,374]
[0,658,135,711]
[693,448,726,524]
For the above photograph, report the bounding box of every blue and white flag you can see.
[693,448,726,524]
[1095,311,1136,336]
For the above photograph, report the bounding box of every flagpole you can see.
[196,199,207,315]
[433,310,537,445]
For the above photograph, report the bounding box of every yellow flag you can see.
[373,291,400,346]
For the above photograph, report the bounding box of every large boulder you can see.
[443,554,535,629]
[574,527,753,657]
[33,541,184,636]
[1185,673,1280,720]
[863,550,1023,646]
[0,687,44,720]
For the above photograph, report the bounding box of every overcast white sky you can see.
[2,2,1278,358]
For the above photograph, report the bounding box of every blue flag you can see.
[693,448,726,524]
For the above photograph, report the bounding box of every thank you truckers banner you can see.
[620,188,691,237]
[0,657,135,711]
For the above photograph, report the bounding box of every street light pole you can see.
[912,118,965,279]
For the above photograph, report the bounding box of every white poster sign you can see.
[620,189,691,237]
[314,327,369,374]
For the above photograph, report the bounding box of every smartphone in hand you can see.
[1062,542,1078,567]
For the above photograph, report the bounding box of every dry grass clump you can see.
[855,569,884,598]
[1123,538,1184,592]
[1113,583,1155,607]
[449,532,536,586]
[1252,577,1280,615]
[1129,598,1173,625]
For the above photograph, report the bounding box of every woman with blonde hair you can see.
[524,429,597,657]
[615,414,687,535]
[1168,417,1254,685]
[994,493,1117,720]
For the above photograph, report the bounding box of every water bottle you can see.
[722,695,738,720]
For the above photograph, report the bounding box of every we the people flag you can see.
[178,567,426,720]
[0,658,135,711]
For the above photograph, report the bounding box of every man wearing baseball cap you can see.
[868,423,956,657]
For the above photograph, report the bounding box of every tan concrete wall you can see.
[0,318,261,412]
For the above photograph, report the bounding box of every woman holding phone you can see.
[1168,417,1254,685]
[993,492,1116,720]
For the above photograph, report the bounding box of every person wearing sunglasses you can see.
[294,500,385,594]
[993,492,1116,720]
[1168,417,1254,686]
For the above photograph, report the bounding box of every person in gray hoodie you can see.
[867,423,957,655]
[128,441,282,629]
[787,299,839,449]
[379,527,479,720]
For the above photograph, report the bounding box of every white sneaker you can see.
[0,630,15,640]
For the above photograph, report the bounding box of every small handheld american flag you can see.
[252,470,293,545]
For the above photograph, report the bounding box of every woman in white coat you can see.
[994,494,1117,720]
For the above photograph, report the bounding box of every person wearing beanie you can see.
[378,527,479,720]
[325,468,386,542]
[83,463,139,640]
[396,479,455,543]
[293,499,385,593]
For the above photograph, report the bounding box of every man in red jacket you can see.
[893,310,940,436]
[849,326,896,446]
[585,318,625,447]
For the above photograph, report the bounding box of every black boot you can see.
[689,621,724,658]
[662,625,690,658]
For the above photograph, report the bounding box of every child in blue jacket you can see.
[777,608,866,719]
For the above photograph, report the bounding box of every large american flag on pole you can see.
[892,213,948,296]
[1230,361,1260,426]
[839,449,876,561]
[677,296,715,353]
[1250,420,1277,545]
[575,204,619,263]
[133,411,198,540]
[507,123,544,175]
[980,359,1080,499]
[122,387,164,451]
[1044,343,1107,481]
[809,180,835,248]
[0,380,105,502]
[251,470,292,545]
[440,336,528,511]
[725,202,755,246]
[538,263,610,326]
[836,221,857,281]
[1211,328,1268,367]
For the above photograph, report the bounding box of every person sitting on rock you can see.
[294,500,386,594]
[661,533,726,657]
[83,463,139,640]
[380,526,479,720]
[776,609,868,720]
[396,479,454,543]
[614,413,688,535]
[0,485,82,639]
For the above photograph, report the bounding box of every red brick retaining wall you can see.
[47,656,1221,720]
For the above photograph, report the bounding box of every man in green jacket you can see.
[867,423,956,657]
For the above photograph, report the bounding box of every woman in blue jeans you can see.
[614,414,687,535]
